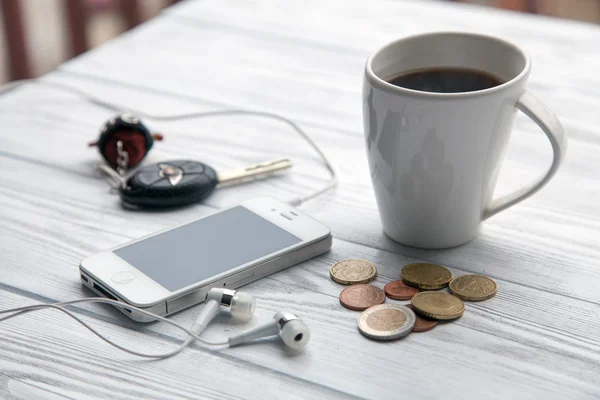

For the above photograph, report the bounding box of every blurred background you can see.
[0,0,599,84]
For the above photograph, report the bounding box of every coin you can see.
[405,304,438,332]
[411,292,464,320]
[358,304,416,341]
[449,275,497,301]
[330,259,377,285]
[339,284,386,311]
[384,280,419,300]
[401,263,452,290]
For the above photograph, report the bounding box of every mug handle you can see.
[483,91,567,220]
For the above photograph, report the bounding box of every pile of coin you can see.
[330,259,497,341]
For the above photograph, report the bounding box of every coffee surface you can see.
[387,68,503,93]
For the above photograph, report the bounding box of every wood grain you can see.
[1,172,600,399]
[3,76,600,306]
[0,152,598,398]
[1,0,600,398]
[0,289,348,400]
[33,8,600,304]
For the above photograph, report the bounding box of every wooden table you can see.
[1,1,599,399]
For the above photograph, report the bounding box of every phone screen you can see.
[113,206,301,291]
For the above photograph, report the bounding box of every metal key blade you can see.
[96,163,126,191]
[216,158,292,187]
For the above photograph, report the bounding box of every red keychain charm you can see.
[88,114,163,172]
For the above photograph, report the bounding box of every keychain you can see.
[90,114,292,209]
[88,114,163,173]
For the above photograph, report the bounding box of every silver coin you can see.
[357,304,416,341]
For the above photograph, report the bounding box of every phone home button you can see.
[112,271,136,284]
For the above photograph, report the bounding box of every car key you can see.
[117,158,292,209]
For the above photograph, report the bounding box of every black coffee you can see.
[387,68,503,93]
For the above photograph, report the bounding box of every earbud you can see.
[227,311,310,350]
[190,288,256,335]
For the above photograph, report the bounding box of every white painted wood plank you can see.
[39,12,600,223]
[1,168,599,399]
[0,155,598,399]
[1,0,599,398]
[60,5,600,136]
[0,289,347,400]
[2,156,598,360]
[167,0,600,50]
[2,78,599,307]
[167,0,600,100]
[1,210,599,400]
[26,4,599,306]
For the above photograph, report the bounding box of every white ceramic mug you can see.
[363,32,566,249]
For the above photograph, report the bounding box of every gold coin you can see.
[411,292,464,320]
[449,275,497,301]
[330,260,377,285]
[401,263,452,290]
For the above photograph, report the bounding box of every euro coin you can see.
[384,280,419,300]
[449,275,497,301]
[405,304,438,332]
[339,284,386,311]
[358,304,416,341]
[401,263,452,290]
[411,292,464,320]
[330,259,377,285]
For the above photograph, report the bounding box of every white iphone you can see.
[79,197,332,322]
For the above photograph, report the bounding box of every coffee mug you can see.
[363,32,566,249]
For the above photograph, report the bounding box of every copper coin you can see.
[405,304,438,332]
[384,280,419,300]
[339,284,386,311]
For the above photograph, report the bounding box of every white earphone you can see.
[191,288,256,335]
[193,288,310,351]
[228,311,311,350]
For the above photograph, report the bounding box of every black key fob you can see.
[119,160,217,209]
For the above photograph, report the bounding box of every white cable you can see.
[0,78,338,359]
[147,109,337,207]
[0,297,228,359]
[0,79,338,207]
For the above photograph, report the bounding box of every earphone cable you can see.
[0,298,228,359]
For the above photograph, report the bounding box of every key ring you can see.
[116,140,129,176]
